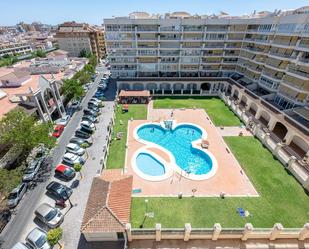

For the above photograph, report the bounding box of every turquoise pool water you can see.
[137,124,213,175]
[136,152,165,176]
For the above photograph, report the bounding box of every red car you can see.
[52,124,65,138]
[54,164,76,180]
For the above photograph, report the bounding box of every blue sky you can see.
[1,0,309,26]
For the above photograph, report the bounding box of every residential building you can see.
[104,7,309,167]
[55,22,106,59]
[0,51,88,121]
[0,42,32,57]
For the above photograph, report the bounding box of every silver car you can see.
[34,203,63,228]
[66,143,85,156]
[23,159,42,181]
[7,183,28,208]
[26,227,51,249]
[11,242,31,249]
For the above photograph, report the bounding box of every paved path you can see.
[217,126,253,137]
[1,66,117,249]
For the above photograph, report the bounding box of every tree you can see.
[88,54,97,67]
[0,109,55,153]
[33,49,46,58]
[62,79,84,100]
[84,64,95,74]
[74,163,83,179]
[79,48,87,58]
[47,228,63,247]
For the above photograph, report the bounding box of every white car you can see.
[81,121,95,132]
[26,228,50,249]
[62,152,85,166]
[56,115,70,126]
[66,143,85,156]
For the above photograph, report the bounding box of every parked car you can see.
[0,209,11,233]
[23,159,43,181]
[81,121,95,132]
[82,115,97,123]
[83,109,98,117]
[69,137,92,147]
[52,124,64,138]
[88,100,99,107]
[88,105,100,113]
[66,143,85,156]
[89,97,102,104]
[26,227,51,249]
[75,128,91,139]
[46,181,73,201]
[54,164,76,180]
[71,100,81,109]
[7,182,28,208]
[56,115,70,126]
[92,94,105,101]
[34,203,64,228]
[11,242,31,249]
[62,152,85,166]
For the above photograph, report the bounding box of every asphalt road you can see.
[0,65,116,249]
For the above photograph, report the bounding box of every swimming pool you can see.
[136,153,166,176]
[133,122,217,180]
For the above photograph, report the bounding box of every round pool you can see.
[136,152,166,176]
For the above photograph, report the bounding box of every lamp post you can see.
[140,199,149,228]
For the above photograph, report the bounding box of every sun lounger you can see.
[237,207,246,217]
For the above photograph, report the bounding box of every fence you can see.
[126,223,309,242]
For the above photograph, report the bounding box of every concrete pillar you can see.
[299,223,309,240]
[200,89,203,95]
[190,89,193,95]
[241,223,254,241]
[212,223,221,241]
[263,132,270,144]
[269,223,284,240]
[38,94,51,121]
[184,223,191,241]
[253,124,261,136]
[255,108,262,119]
[125,223,132,242]
[181,89,183,95]
[268,117,277,130]
[274,142,284,156]
[33,96,46,121]
[172,89,174,94]
[287,156,297,170]
[162,89,164,95]
[283,131,294,144]
[155,223,161,241]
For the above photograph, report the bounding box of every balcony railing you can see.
[281,79,306,91]
[287,66,309,78]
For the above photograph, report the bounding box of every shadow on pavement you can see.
[76,234,124,249]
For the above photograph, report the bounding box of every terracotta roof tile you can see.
[81,170,133,234]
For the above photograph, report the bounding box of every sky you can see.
[1,0,309,26]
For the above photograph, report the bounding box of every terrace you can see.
[105,96,309,229]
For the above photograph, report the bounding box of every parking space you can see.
[1,65,117,249]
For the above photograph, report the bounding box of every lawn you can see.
[153,96,242,127]
[106,104,147,169]
[131,136,309,228]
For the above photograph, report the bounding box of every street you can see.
[1,65,117,249]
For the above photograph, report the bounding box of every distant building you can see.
[0,42,32,57]
[55,22,106,59]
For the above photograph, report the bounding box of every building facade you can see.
[0,42,32,57]
[55,22,106,59]
[104,8,309,174]
[104,8,309,110]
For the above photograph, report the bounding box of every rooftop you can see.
[81,169,133,233]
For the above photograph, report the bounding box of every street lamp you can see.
[140,199,149,228]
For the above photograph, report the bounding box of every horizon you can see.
[1,0,309,26]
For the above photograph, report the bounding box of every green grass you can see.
[131,137,309,228]
[106,104,147,169]
[153,96,242,127]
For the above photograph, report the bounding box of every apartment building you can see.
[104,8,309,110]
[0,42,32,57]
[55,22,106,59]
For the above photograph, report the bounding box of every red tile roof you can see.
[81,169,133,233]
[119,90,150,97]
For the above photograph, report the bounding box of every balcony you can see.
[286,66,309,79]
[268,51,296,60]
[262,71,283,81]
[281,79,307,91]
[272,40,296,47]
[204,44,224,48]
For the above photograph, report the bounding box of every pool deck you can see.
[125,103,258,197]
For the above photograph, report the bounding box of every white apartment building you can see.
[104,8,309,110]
[0,42,32,57]
[104,8,309,170]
